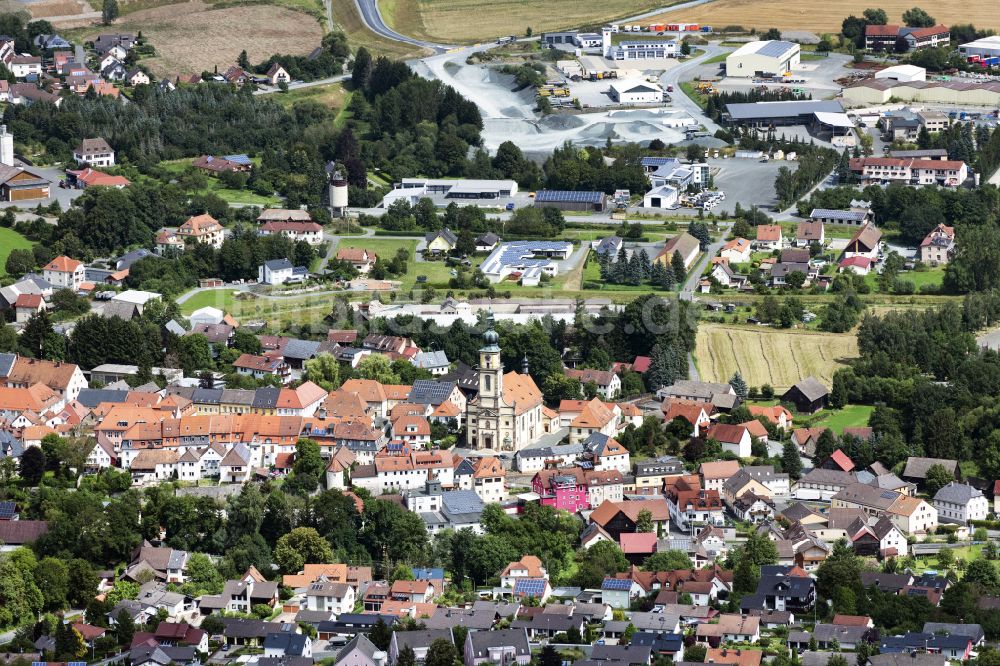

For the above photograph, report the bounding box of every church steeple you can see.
[478,312,503,400]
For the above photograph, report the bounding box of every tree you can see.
[924,464,954,497]
[389,563,414,584]
[671,250,686,283]
[304,352,341,391]
[237,49,250,70]
[762,28,782,40]
[729,371,748,400]
[622,623,636,645]
[19,445,45,485]
[680,41,691,56]
[782,440,803,480]
[292,438,325,479]
[424,638,459,666]
[642,549,693,571]
[964,558,1000,590]
[35,557,69,611]
[937,546,954,570]
[397,645,418,666]
[356,354,401,384]
[274,527,333,574]
[816,540,863,610]
[902,6,935,26]
[5,248,34,276]
[352,46,372,90]
[635,508,653,533]
[863,8,889,24]
[684,644,707,662]
[101,0,119,24]
[539,645,562,666]
[114,608,135,645]
[55,622,86,659]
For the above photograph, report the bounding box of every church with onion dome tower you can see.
[465,314,544,451]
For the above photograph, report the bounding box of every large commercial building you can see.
[848,157,968,187]
[723,100,846,127]
[959,35,1000,60]
[841,79,1000,107]
[382,178,518,208]
[725,40,800,78]
[873,64,926,82]
[602,29,678,60]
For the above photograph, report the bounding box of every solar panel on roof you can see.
[880,491,897,499]
[0,501,15,520]
[535,190,604,204]
[514,578,547,597]
[602,578,634,591]
[755,40,796,58]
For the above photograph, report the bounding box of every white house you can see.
[720,237,752,264]
[259,258,306,285]
[933,482,989,523]
[42,255,85,291]
[705,423,753,458]
[306,581,356,614]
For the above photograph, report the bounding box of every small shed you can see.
[782,377,829,413]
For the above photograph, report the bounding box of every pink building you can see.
[532,468,590,512]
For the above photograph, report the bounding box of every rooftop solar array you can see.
[514,578,548,598]
[811,208,867,221]
[0,501,15,520]
[602,578,634,591]
[535,190,604,204]
[755,40,797,58]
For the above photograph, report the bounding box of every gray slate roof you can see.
[933,481,983,504]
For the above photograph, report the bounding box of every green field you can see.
[901,266,946,289]
[0,228,32,277]
[179,289,238,314]
[802,404,874,433]
[158,159,282,206]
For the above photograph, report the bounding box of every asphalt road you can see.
[353,0,453,53]
[660,46,724,135]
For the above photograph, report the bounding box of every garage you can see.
[609,79,663,104]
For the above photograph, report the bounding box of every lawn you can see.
[271,82,351,110]
[0,228,32,278]
[900,266,946,290]
[803,404,874,433]
[179,289,238,315]
[694,323,859,391]
[157,159,282,206]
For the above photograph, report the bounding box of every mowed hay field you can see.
[695,323,858,391]
[78,0,324,77]
[645,0,1000,34]
[380,0,675,44]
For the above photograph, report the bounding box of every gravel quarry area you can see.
[412,50,701,155]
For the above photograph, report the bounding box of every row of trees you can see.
[596,246,684,290]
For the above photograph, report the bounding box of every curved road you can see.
[354,0,454,53]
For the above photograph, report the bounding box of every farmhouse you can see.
[726,40,800,78]
[843,224,882,260]
[609,80,663,104]
[655,232,700,270]
[933,482,988,523]
[73,137,115,167]
[795,221,825,247]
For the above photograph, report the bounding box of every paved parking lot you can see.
[709,157,794,213]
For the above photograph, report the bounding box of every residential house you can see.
[425,229,458,255]
[920,224,955,265]
[565,368,621,399]
[306,581,356,614]
[795,221,825,247]
[265,63,291,85]
[464,629,531,666]
[655,232,700,271]
[755,225,783,250]
[73,137,115,167]
[704,423,752,458]
[42,255,85,292]
[337,248,378,273]
[177,214,224,249]
[933,482,988,523]
[720,238,752,264]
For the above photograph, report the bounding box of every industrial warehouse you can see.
[842,78,1000,107]
[725,40,801,78]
